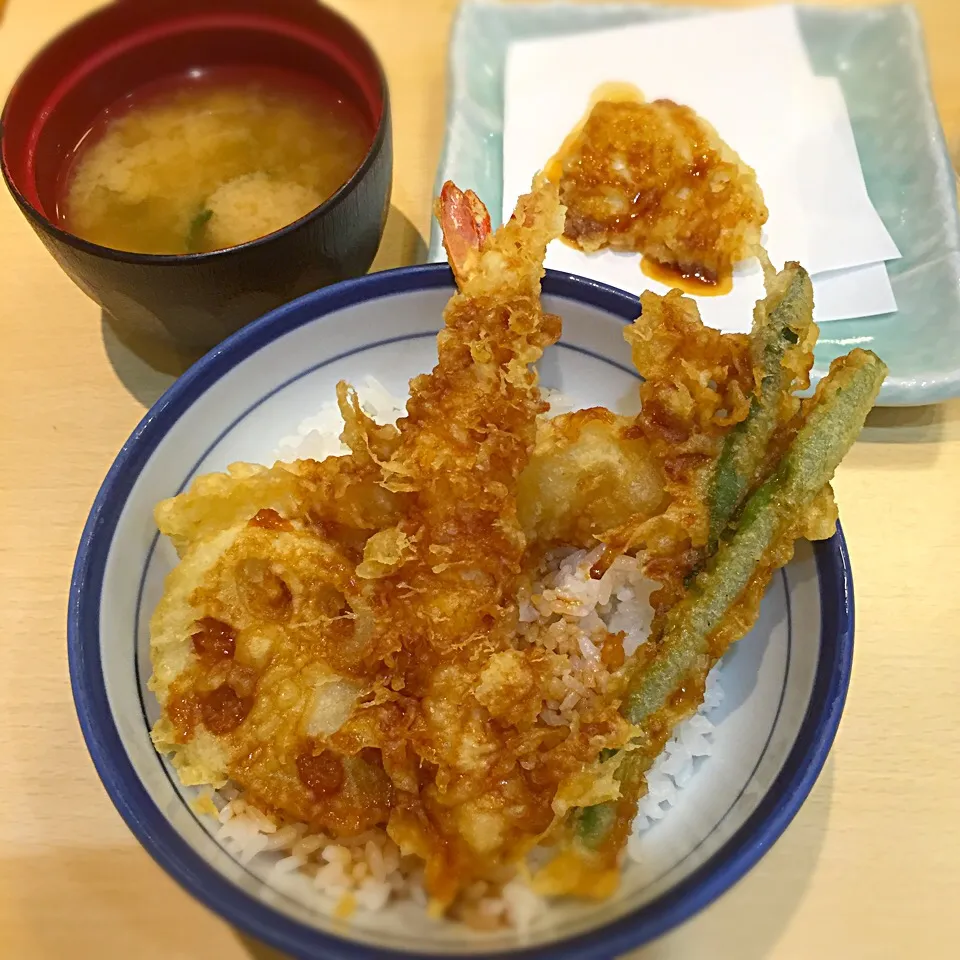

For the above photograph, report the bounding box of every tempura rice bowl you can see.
[69,265,853,958]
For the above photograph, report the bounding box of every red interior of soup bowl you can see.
[2,0,385,225]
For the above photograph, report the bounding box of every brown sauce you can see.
[249,508,293,531]
[235,558,293,620]
[599,632,626,670]
[640,256,733,297]
[200,684,253,735]
[167,694,200,736]
[543,81,644,184]
[191,617,236,660]
[297,748,346,798]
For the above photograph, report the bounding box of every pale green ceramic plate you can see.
[428,1,960,406]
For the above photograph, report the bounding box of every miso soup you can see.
[57,66,372,255]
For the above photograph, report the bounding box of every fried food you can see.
[545,348,886,892]
[593,283,755,609]
[518,407,665,547]
[338,180,627,906]
[553,96,768,284]
[149,176,884,926]
[707,263,816,550]
[151,179,634,912]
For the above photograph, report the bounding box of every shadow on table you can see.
[237,933,292,960]
[234,759,835,960]
[370,204,428,271]
[99,205,427,410]
[859,399,960,445]
[100,310,185,409]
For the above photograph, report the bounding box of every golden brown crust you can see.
[555,98,768,281]
[148,177,852,918]
[149,182,631,909]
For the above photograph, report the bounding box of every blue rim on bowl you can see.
[68,264,854,959]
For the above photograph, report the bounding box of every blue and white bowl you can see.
[68,265,854,959]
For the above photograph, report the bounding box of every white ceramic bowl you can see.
[69,265,854,959]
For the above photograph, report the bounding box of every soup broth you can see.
[57,66,372,255]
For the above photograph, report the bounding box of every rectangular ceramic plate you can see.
[428,1,960,406]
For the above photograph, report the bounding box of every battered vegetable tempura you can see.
[552,95,768,284]
[149,179,883,924]
[151,180,638,914]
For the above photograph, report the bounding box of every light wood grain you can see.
[1,2,958,958]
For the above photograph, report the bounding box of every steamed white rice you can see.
[201,378,724,925]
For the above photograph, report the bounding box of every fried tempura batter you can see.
[149,176,882,924]
[552,96,768,284]
[518,408,665,547]
[150,180,634,912]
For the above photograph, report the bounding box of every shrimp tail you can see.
[434,181,492,287]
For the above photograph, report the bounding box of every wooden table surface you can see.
[2,1,959,958]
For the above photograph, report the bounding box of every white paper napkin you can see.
[814,262,896,322]
[502,4,899,332]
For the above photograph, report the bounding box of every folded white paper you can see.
[813,261,896,322]
[502,4,900,332]
[790,78,900,275]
